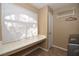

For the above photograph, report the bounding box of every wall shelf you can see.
[56,8,76,18]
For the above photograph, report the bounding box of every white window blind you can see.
[2,3,38,43]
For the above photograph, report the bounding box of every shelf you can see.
[56,8,76,18]
[10,44,39,56]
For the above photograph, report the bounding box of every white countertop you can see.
[0,35,46,56]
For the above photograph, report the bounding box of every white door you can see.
[48,12,53,49]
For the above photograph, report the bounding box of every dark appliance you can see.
[68,34,79,56]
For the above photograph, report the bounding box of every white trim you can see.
[39,47,49,52]
[22,47,39,56]
[52,45,67,51]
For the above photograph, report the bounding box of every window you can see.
[2,4,38,43]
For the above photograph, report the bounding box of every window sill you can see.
[0,35,46,56]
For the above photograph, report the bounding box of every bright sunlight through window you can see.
[2,4,38,43]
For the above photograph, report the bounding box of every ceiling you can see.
[32,3,78,10]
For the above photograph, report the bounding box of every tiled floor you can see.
[27,47,67,56]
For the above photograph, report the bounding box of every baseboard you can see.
[23,47,39,56]
[52,45,67,52]
[39,47,49,52]
[22,45,67,56]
